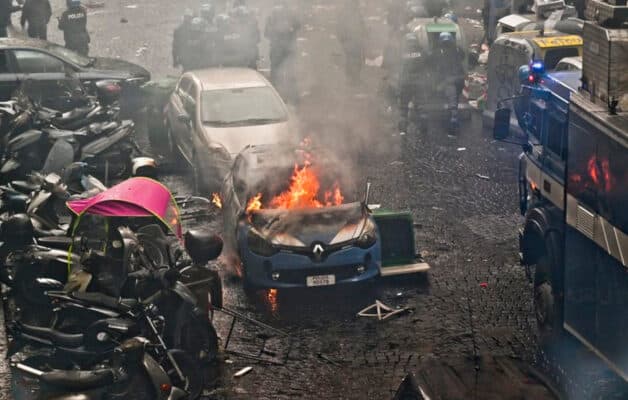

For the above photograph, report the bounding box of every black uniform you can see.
[432,42,465,133]
[264,5,300,102]
[172,16,192,68]
[180,18,214,71]
[0,0,13,37]
[231,10,259,69]
[58,5,89,55]
[398,37,428,133]
[337,1,366,85]
[20,0,51,40]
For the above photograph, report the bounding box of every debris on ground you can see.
[85,0,105,8]
[234,366,253,378]
[357,300,411,321]
[476,174,490,180]
[457,147,467,151]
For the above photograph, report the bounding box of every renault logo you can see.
[313,244,325,256]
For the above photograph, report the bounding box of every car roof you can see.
[184,68,269,91]
[0,37,57,50]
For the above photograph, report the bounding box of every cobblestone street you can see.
[0,0,598,399]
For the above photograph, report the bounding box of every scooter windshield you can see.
[42,139,75,176]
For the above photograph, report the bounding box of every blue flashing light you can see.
[531,61,545,74]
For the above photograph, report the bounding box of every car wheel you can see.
[534,255,563,343]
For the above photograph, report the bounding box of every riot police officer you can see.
[0,0,13,37]
[337,0,366,85]
[58,0,89,55]
[172,9,193,68]
[398,33,428,135]
[229,5,259,68]
[180,17,209,71]
[264,0,300,102]
[20,0,51,40]
[432,32,465,134]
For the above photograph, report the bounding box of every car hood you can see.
[248,202,369,247]
[201,121,291,156]
[89,57,151,79]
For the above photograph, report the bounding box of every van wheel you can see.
[534,255,563,343]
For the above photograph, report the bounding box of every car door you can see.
[180,80,199,160]
[169,76,193,161]
[0,49,19,101]
[10,49,74,108]
[222,155,245,250]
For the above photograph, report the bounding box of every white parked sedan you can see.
[164,68,293,192]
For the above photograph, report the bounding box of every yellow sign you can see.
[533,35,583,48]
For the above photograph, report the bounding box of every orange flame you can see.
[211,193,222,209]
[245,162,344,213]
[246,193,263,213]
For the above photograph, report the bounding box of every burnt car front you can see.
[237,202,381,289]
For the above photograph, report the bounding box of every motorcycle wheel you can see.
[162,349,204,400]
[174,306,219,364]
[107,365,156,400]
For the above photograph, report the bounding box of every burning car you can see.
[220,145,381,289]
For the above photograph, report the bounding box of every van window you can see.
[546,111,567,160]
[528,101,545,140]
[544,47,580,70]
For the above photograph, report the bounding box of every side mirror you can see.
[493,108,511,140]
[467,50,479,67]
[184,229,224,264]
[177,114,191,126]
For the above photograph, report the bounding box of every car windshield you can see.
[44,42,92,67]
[201,86,287,126]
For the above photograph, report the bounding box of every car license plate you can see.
[306,274,336,287]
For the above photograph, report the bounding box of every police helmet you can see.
[67,0,81,8]
[1,213,34,246]
[200,3,214,19]
[183,8,194,21]
[215,13,230,27]
[439,31,454,43]
[230,6,249,18]
[444,12,458,23]
[190,17,204,31]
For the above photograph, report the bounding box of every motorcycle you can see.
[48,264,212,399]
[11,336,186,400]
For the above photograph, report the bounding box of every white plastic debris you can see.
[365,55,383,67]
[457,147,466,151]
[476,174,490,180]
[357,300,409,321]
[234,366,253,377]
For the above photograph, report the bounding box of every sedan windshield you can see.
[45,42,92,67]
[201,86,288,126]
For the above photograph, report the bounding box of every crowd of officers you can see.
[172,0,301,101]
[0,0,90,55]
[387,0,466,134]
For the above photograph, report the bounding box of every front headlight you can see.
[356,218,378,249]
[247,228,278,257]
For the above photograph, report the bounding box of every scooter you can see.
[46,268,207,399]
[11,336,187,400]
